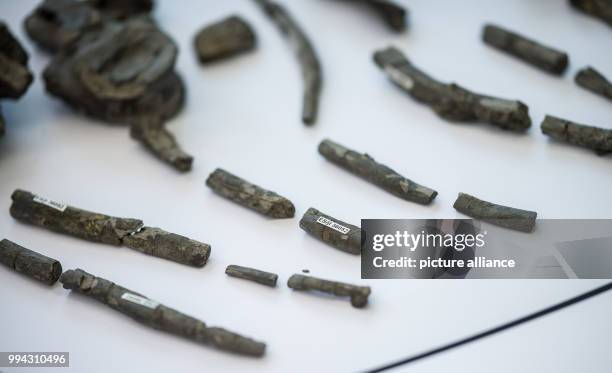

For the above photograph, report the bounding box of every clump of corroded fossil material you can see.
[333,0,408,32]
[482,24,569,75]
[570,0,612,27]
[194,15,256,63]
[0,239,62,285]
[453,192,537,233]
[288,274,371,308]
[575,67,612,102]
[9,190,211,267]
[373,46,531,132]
[253,0,322,125]
[0,23,34,137]
[318,139,437,205]
[61,268,266,357]
[299,207,362,255]
[206,168,295,218]
[541,115,612,155]
[225,265,278,287]
[24,0,192,172]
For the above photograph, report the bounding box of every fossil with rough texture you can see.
[482,24,569,75]
[253,0,322,125]
[0,239,62,285]
[374,46,531,131]
[10,189,210,267]
[318,139,437,205]
[194,15,256,63]
[541,115,612,155]
[0,23,34,136]
[225,265,278,287]
[206,168,295,218]
[453,192,537,233]
[288,274,371,308]
[575,67,612,102]
[61,268,266,357]
[570,0,612,27]
[299,207,361,255]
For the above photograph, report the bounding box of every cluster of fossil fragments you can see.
[0,0,611,362]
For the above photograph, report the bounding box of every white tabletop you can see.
[1,1,611,372]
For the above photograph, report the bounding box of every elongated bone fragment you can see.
[60,269,266,357]
[575,67,612,101]
[225,265,278,287]
[194,16,256,63]
[206,168,295,218]
[333,0,407,32]
[287,274,371,308]
[318,139,437,205]
[482,24,569,75]
[9,190,210,267]
[123,227,210,267]
[0,239,62,285]
[570,0,612,27]
[453,192,537,233]
[373,46,531,131]
[253,0,322,125]
[541,115,612,155]
[299,208,361,255]
[130,121,193,172]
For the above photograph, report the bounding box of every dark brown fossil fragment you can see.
[541,115,612,155]
[334,0,407,32]
[206,168,295,218]
[194,16,256,63]
[453,192,537,233]
[287,274,371,308]
[318,139,437,205]
[0,23,34,136]
[253,0,322,125]
[225,265,278,287]
[0,239,62,285]
[570,0,612,27]
[41,16,191,171]
[24,0,104,53]
[575,67,612,102]
[90,0,154,20]
[10,189,210,267]
[482,24,569,75]
[373,46,531,131]
[299,207,361,255]
[60,269,266,357]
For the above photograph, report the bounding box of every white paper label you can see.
[33,196,67,212]
[385,65,414,91]
[317,216,351,235]
[121,293,159,310]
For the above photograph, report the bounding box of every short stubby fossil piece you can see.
[206,168,295,218]
[0,23,34,136]
[373,46,531,131]
[0,239,62,285]
[570,0,612,27]
[482,24,569,75]
[318,139,437,205]
[287,274,371,308]
[575,67,612,102]
[453,192,537,233]
[194,15,256,63]
[9,189,211,267]
[253,0,322,125]
[225,265,278,287]
[541,115,612,155]
[299,208,362,255]
[60,268,266,357]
